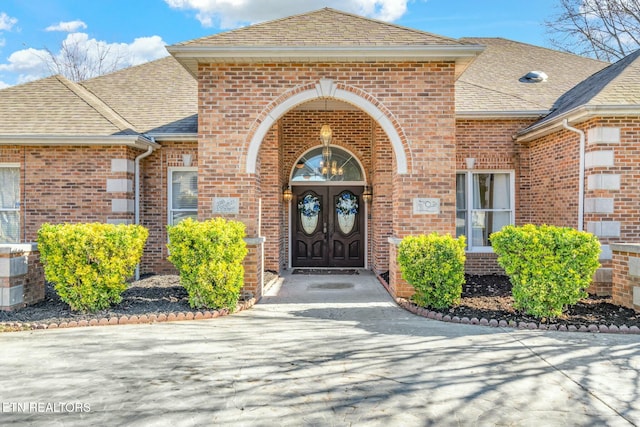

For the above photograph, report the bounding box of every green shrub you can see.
[167,217,248,311]
[491,224,600,318]
[37,223,148,312]
[397,233,466,309]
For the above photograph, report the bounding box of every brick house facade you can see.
[2,8,640,310]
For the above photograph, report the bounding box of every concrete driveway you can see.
[0,271,639,426]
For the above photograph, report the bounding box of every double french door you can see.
[292,186,364,268]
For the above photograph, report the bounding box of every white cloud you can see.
[45,20,88,32]
[0,80,10,89]
[164,0,409,28]
[0,12,18,31]
[0,33,169,85]
[0,47,50,84]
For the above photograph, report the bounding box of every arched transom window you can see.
[291,146,364,182]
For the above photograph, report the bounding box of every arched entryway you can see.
[288,146,368,268]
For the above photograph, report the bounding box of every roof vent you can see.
[522,71,548,83]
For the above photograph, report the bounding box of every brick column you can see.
[0,244,44,311]
[611,243,640,312]
[385,63,457,299]
[198,66,264,300]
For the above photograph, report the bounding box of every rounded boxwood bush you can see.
[398,233,466,309]
[167,217,248,311]
[37,223,148,312]
[491,224,601,318]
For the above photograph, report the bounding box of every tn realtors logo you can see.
[1,402,90,413]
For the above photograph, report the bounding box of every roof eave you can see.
[456,110,549,120]
[515,105,640,142]
[0,135,160,150]
[168,45,484,78]
[146,132,198,142]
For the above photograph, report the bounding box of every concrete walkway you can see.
[0,270,639,426]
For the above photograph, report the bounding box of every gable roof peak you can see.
[170,7,472,49]
[168,7,484,78]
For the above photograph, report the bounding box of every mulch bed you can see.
[401,274,640,330]
[0,275,252,332]
[1,273,638,332]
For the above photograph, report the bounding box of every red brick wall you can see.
[0,246,44,310]
[611,248,640,311]
[371,124,393,273]
[465,253,505,275]
[456,118,535,224]
[522,129,582,228]
[0,145,135,242]
[20,249,44,306]
[197,61,458,297]
[455,119,535,274]
[139,141,197,274]
[583,117,640,243]
[258,125,283,272]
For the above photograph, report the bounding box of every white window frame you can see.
[168,167,198,226]
[456,170,515,252]
[0,163,21,243]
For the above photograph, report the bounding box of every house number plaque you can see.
[413,198,440,214]
[213,197,239,214]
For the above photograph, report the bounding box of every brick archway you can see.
[245,78,410,175]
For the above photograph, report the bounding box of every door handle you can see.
[323,222,327,234]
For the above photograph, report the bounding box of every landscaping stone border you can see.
[373,271,640,335]
[395,297,640,334]
[5,273,637,335]
[0,298,257,333]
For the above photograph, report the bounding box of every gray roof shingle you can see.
[174,8,471,48]
[2,11,638,142]
[457,38,608,114]
[531,49,640,127]
[0,75,136,136]
[81,56,197,134]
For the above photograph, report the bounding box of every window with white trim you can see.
[456,171,514,250]
[0,164,20,243]
[168,168,197,225]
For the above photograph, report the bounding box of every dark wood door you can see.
[292,186,364,268]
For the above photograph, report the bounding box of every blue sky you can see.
[0,0,558,88]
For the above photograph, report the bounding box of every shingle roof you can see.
[531,49,640,127]
[0,75,136,136]
[174,8,469,48]
[81,56,197,134]
[2,10,637,143]
[457,38,608,115]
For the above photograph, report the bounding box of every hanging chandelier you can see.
[320,124,332,146]
[318,123,343,178]
[317,98,343,178]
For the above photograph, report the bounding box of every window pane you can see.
[472,173,510,209]
[0,167,19,209]
[456,173,466,209]
[172,171,197,210]
[456,211,466,239]
[172,211,197,225]
[0,211,19,243]
[487,211,511,236]
[471,210,511,246]
[291,146,363,182]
